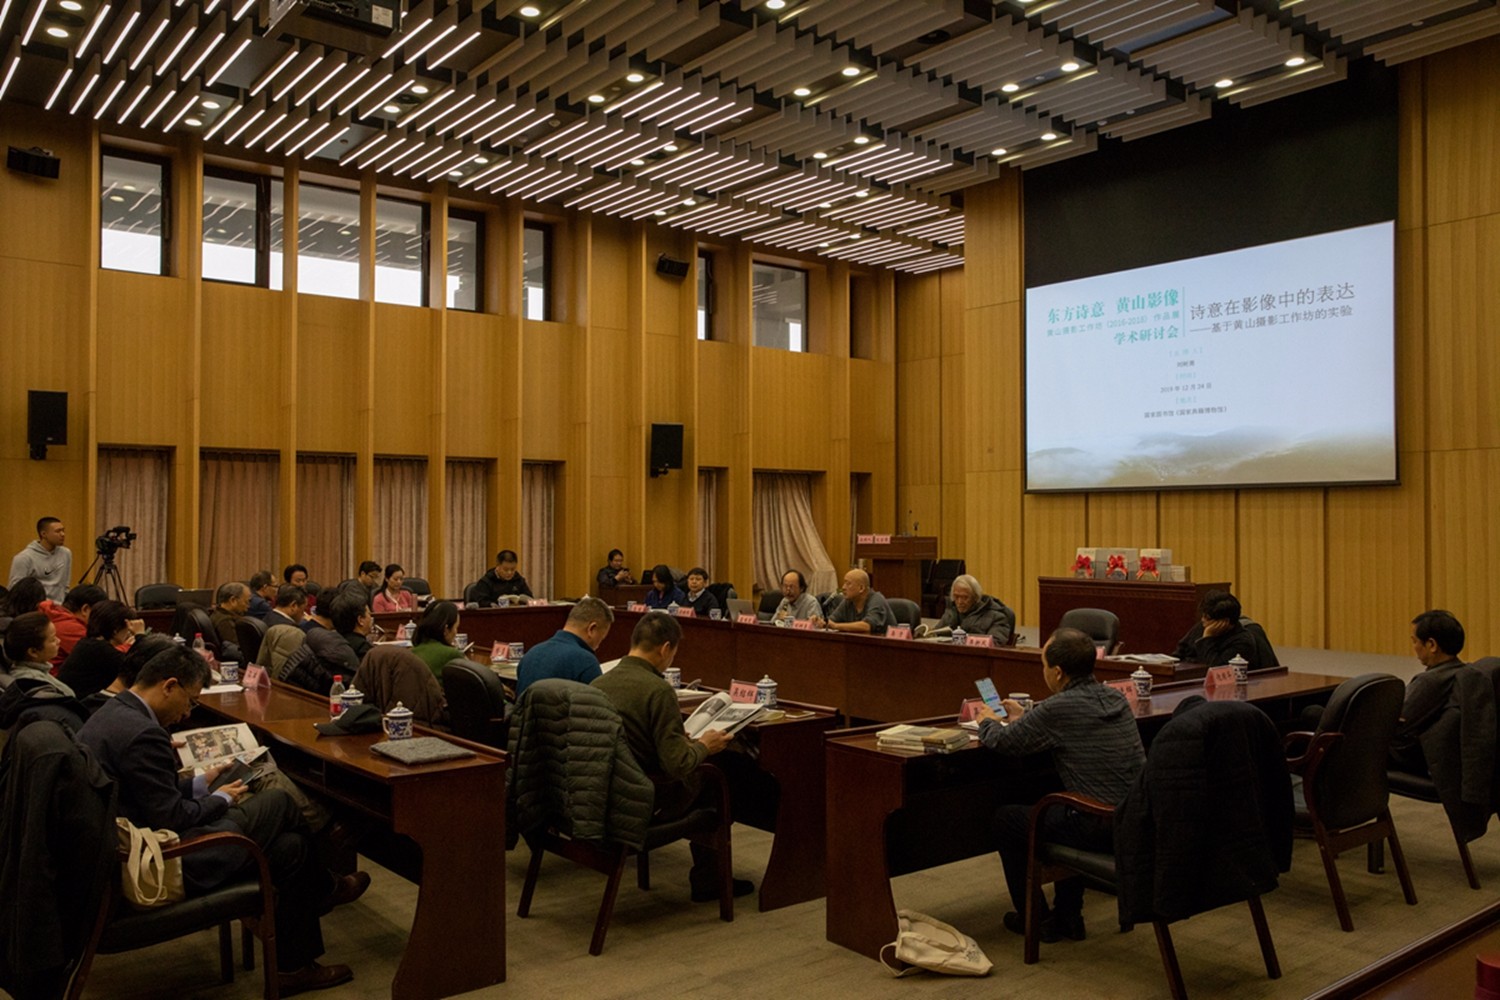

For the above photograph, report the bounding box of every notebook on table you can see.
[369,737,477,765]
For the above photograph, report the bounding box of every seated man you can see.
[592,613,755,901]
[468,549,534,606]
[40,583,106,665]
[681,568,720,617]
[281,593,361,695]
[355,561,382,601]
[332,595,374,663]
[77,643,361,995]
[596,549,636,590]
[211,581,251,649]
[283,564,310,588]
[264,584,308,630]
[247,570,278,618]
[825,569,892,635]
[937,574,1017,644]
[1172,589,1261,667]
[976,628,1146,943]
[517,597,614,696]
[772,569,821,622]
[1389,609,1468,776]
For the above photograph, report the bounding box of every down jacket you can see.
[1418,657,1500,842]
[507,679,655,850]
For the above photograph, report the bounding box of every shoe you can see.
[1002,909,1085,943]
[690,878,755,902]
[277,961,353,996]
[320,871,371,914]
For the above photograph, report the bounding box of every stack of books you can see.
[876,724,972,754]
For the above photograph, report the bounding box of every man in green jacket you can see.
[592,612,754,901]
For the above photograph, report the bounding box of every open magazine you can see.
[176,722,276,786]
[683,692,767,737]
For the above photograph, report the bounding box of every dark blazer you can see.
[262,608,302,631]
[77,691,230,834]
[1172,621,1261,667]
[57,636,126,700]
[1393,657,1465,754]
[468,568,534,606]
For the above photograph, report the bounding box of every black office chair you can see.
[706,582,737,609]
[463,581,489,607]
[887,598,921,628]
[758,592,782,617]
[172,605,221,655]
[1240,617,1280,668]
[443,660,511,749]
[133,583,181,610]
[402,578,432,597]
[176,588,213,608]
[1058,608,1120,654]
[234,616,267,664]
[1284,673,1415,931]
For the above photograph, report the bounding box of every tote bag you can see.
[879,909,993,977]
[116,817,185,910]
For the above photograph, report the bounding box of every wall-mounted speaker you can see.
[28,390,68,460]
[7,146,61,180]
[655,254,690,279]
[649,423,684,477]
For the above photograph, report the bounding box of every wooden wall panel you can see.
[964,301,1022,472]
[1327,460,1429,655]
[1157,490,1238,586]
[751,350,832,472]
[295,294,364,452]
[1425,214,1500,451]
[1237,489,1326,648]
[587,325,634,478]
[444,311,508,458]
[372,303,432,457]
[96,272,191,445]
[1021,492,1087,624]
[1423,38,1500,227]
[695,341,741,468]
[1087,494,1158,548]
[0,107,91,268]
[519,323,571,461]
[966,470,1023,612]
[1429,448,1500,655]
[850,360,894,475]
[962,176,1022,311]
[201,283,282,449]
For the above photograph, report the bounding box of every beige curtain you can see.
[445,459,489,599]
[698,468,719,578]
[521,462,555,598]
[375,457,428,589]
[95,446,171,599]
[752,473,837,596]
[199,450,280,590]
[297,454,355,586]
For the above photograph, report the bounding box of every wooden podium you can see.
[1038,576,1232,655]
[854,535,938,605]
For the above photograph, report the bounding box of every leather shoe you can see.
[320,871,371,914]
[690,878,754,902]
[277,961,353,996]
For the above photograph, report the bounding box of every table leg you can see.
[757,719,833,910]
[825,746,905,959]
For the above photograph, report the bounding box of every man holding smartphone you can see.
[974,627,1145,944]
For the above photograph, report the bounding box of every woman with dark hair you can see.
[411,601,464,680]
[79,633,175,716]
[4,577,46,617]
[2,613,71,697]
[643,564,685,610]
[372,563,417,613]
[57,599,137,700]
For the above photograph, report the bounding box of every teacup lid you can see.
[1131,667,1152,677]
[342,686,362,697]
[386,701,413,718]
[1228,654,1249,665]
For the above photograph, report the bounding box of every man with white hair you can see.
[825,568,893,635]
[937,574,1017,644]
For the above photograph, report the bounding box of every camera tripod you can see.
[79,551,128,603]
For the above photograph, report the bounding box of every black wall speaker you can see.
[649,423,684,476]
[7,146,61,180]
[655,253,690,279]
[28,390,68,460]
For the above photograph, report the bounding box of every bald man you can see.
[825,569,893,635]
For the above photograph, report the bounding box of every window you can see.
[752,263,807,351]
[697,251,714,340]
[269,180,285,290]
[447,211,483,311]
[101,151,169,275]
[203,169,281,286]
[523,221,552,320]
[375,196,428,306]
[296,182,361,300]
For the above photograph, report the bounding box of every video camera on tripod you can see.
[95,525,136,559]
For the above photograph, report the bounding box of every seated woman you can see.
[643,564,686,609]
[372,563,418,613]
[681,567,720,617]
[937,575,1016,644]
[411,601,466,681]
[57,599,139,700]
[1173,589,1261,667]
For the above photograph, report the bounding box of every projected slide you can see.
[1025,222,1395,491]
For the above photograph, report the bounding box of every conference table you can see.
[194,681,507,999]
[822,669,1347,961]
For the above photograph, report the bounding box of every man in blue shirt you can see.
[516,596,615,695]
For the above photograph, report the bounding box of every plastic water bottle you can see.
[403,619,416,641]
[756,674,778,708]
[192,632,206,654]
[951,627,967,645]
[329,675,346,718]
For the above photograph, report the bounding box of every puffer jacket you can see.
[507,679,655,850]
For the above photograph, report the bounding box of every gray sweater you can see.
[8,541,73,603]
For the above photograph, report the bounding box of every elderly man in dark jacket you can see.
[937,574,1016,643]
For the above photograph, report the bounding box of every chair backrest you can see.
[176,588,213,608]
[758,591,782,616]
[888,598,921,627]
[463,581,488,606]
[1058,607,1120,653]
[403,577,432,596]
[172,605,220,653]
[353,644,446,724]
[234,616,267,663]
[133,583,181,610]
[706,582,736,607]
[1240,617,1280,667]
[442,661,509,748]
[1311,673,1405,830]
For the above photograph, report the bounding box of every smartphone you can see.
[974,678,1007,717]
[209,760,257,791]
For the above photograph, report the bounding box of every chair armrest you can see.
[1030,791,1116,824]
[694,762,732,818]
[154,831,274,891]
[1286,731,1341,778]
[1282,730,1316,763]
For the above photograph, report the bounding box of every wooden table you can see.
[1307,899,1500,999]
[823,670,1345,961]
[1038,576,1232,654]
[195,681,508,999]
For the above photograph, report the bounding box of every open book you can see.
[683,692,767,737]
[176,722,275,783]
[1111,653,1180,665]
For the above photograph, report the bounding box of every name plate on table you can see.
[627,602,646,612]
[872,534,892,545]
[857,533,875,545]
[964,634,993,648]
[729,679,759,703]
[527,598,548,606]
[241,664,270,689]
[490,641,507,662]
[1204,666,1237,690]
[791,619,817,631]
[672,607,696,618]
[1106,679,1139,709]
[958,697,985,722]
[736,613,757,625]
[886,625,912,640]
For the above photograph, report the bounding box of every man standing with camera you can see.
[8,516,72,602]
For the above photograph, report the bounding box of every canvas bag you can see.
[115,817,185,910]
[879,909,993,977]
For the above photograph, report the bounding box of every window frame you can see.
[697,250,715,341]
[294,179,363,302]
[446,207,485,313]
[202,164,274,288]
[100,147,173,276]
[523,220,553,322]
[751,260,809,353]
[374,194,432,308]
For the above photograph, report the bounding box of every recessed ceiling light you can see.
[991,147,1008,156]
[448,170,463,178]
[766,0,786,8]
[629,158,645,166]
[384,104,402,113]
[59,0,83,8]
[812,151,827,159]
[818,242,830,248]
[1214,78,1233,89]
[663,143,678,152]
[1061,61,1080,72]
[474,156,489,164]
[519,4,540,15]
[46,26,69,38]
[681,198,696,206]
[410,83,429,94]
[200,99,221,109]
[818,201,832,209]
[587,94,606,103]
[654,210,667,216]
[626,72,645,83]
[1041,131,1057,141]
[792,86,811,97]
[853,136,870,145]
[854,191,869,198]
[122,184,136,191]
[841,67,860,78]
[109,194,124,202]
[184,117,202,127]
[1285,56,1306,67]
